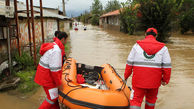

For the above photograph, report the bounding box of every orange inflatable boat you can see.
[59,58,131,109]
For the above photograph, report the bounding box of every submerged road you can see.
[70,24,194,109]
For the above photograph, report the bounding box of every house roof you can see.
[100,4,140,18]
[100,9,120,18]
[0,1,70,20]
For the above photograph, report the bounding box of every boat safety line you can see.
[59,90,129,109]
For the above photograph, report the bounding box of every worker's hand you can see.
[161,81,167,86]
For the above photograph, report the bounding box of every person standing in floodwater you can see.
[124,28,172,109]
[83,25,87,31]
[34,32,68,109]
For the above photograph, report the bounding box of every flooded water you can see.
[0,24,194,109]
[70,24,194,109]
[0,88,44,109]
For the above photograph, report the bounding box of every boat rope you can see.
[64,73,82,88]
[61,87,82,103]
[61,73,88,103]
[108,64,130,106]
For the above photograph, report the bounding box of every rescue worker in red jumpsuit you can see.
[124,28,171,109]
[34,32,68,109]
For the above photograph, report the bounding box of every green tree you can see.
[180,8,194,34]
[138,0,183,42]
[91,0,103,25]
[120,1,138,35]
[80,11,91,24]
[180,0,194,12]
[105,0,121,13]
[179,0,194,34]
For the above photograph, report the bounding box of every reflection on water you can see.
[0,24,194,109]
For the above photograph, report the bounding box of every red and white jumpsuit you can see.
[124,35,171,109]
[34,37,65,109]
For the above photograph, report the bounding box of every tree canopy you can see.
[91,0,103,25]
[138,0,183,42]
[104,0,121,13]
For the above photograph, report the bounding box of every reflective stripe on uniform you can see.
[162,63,172,68]
[46,98,55,104]
[39,60,61,72]
[130,106,141,109]
[50,66,61,72]
[127,60,171,68]
[39,60,49,69]
[145,101,155,106]
[127,61,134,65]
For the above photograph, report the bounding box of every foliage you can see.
[65,41,70,56]
[138,0,183,42]
[80,11,91,24]
[180,0,194,12]
[76,16,81,22]
[16,68,39,93]
[119,1,138,35]
[13,52,34,70]
[179,0,194,34]
[91,0,103,25]
[104,0,121,13]
[180,8,194,34]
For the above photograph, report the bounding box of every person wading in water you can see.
[124,28,171,109]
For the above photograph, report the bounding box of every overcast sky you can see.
[17,0,128,17]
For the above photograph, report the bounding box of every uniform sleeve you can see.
[124,44,136,80]
[162,47,172,84]
[49,50,62,86]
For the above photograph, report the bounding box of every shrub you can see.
[16,68,39,93]
[120,1,138,35]
[180,8,194,34]
[138,0,182,42]
[13,52,34,70]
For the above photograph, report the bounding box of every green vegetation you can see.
[79,11,91,24]
[13,52,34,70]
[120,1,138,35]
[76,0,194,42]
[65,41,70,56]
[15,68,39,93]
[138,0,183,42]
[91,0,103,25]
[179,0,194,34]
[12,52,38,93]
[104,0,121,13]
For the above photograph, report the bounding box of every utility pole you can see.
[6,0,12,74]
[62,0,66,16]
[40,0,45,43]
[30,0,37,67]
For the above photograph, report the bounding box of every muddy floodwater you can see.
[0,24,194,109]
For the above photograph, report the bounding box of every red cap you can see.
[146,28,158,35]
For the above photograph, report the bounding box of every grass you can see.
[65,41,70,56]
[15,67,39,93]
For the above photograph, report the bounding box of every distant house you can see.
[99,4,141,31]
[0,1,71,64]
[99,9,120,31]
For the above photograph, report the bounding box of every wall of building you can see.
[99,15,120,31]
[59,20,70,35]
[0,17,70,64]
